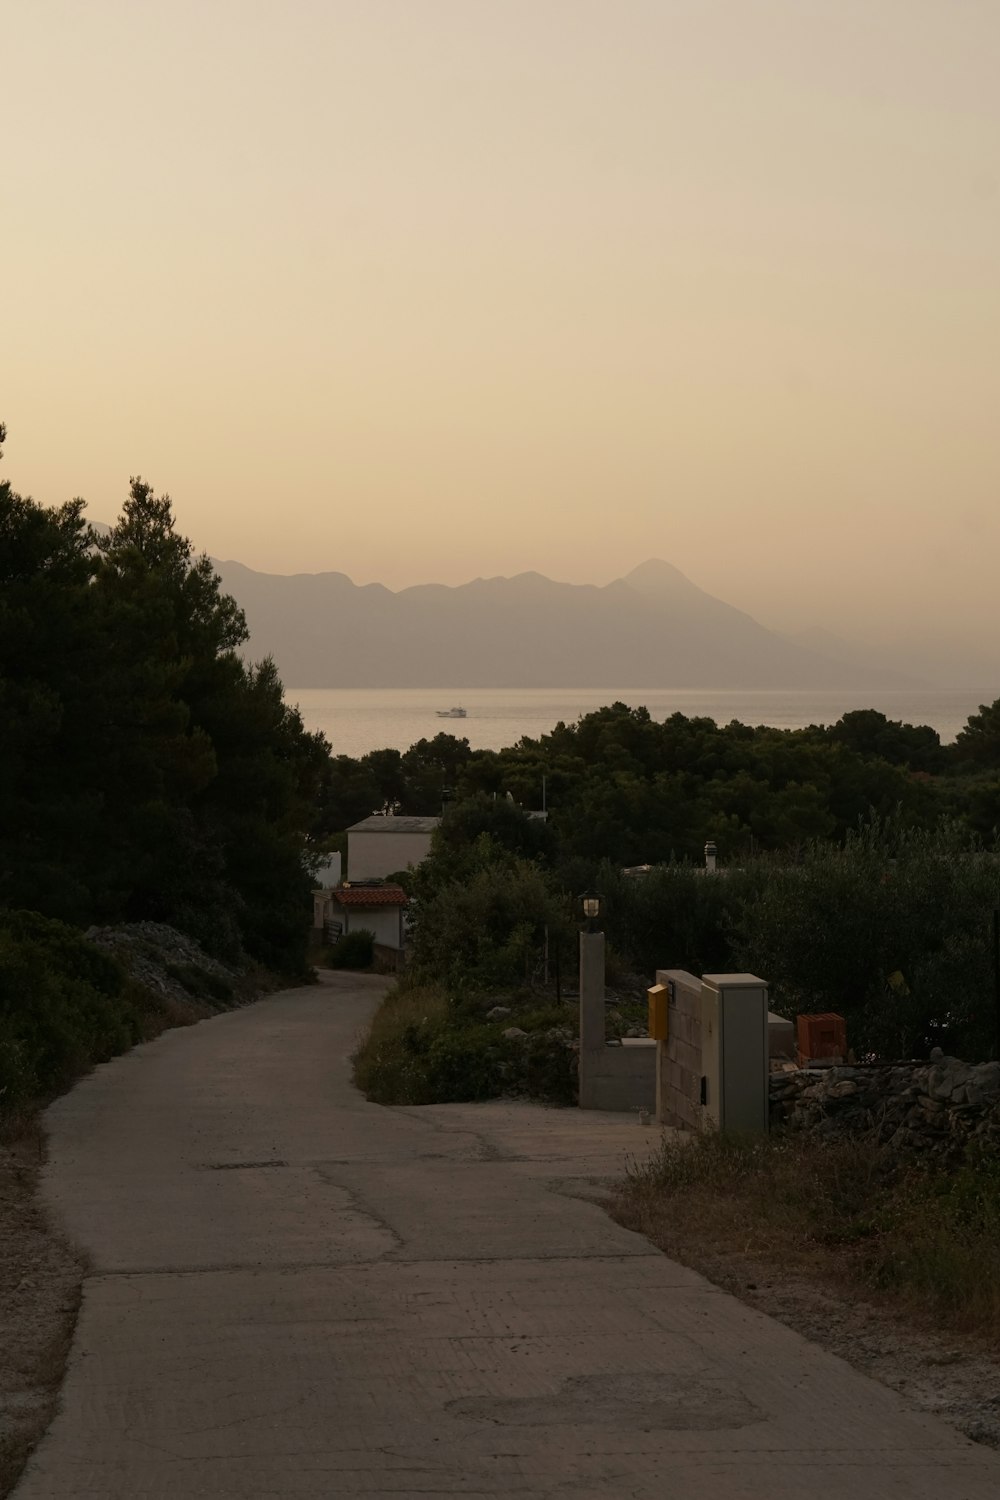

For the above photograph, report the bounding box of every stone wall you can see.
[770,1051,1000,1156]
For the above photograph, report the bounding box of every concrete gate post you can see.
[578,930,605,1108]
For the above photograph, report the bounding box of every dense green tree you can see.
[434,794,555,864]
[955,699,1000,769]
[827,708,944,772]
[408,851,569,991]
[360,747,407,815]
[0,444,325,970]
[0,444,104,918]
[400,734,472,812]
[311,755,382,841]
[954,777,1000,842]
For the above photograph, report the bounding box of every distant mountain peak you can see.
[614,558,707,603]
[619,558,699,595]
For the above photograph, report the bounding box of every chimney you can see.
[704,841,718,875]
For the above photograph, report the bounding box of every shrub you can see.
[0,911,138,1107]
[163,961,235,1006]
[571,819,1000,1062]
[408,854,572,991]
[593,859,745,979]
[729,821,1000,1059]
[327,928,375,970]
[352,983,577,1106]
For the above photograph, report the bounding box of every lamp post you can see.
[577,891,605,1107]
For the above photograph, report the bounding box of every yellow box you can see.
[647,983,669,1041]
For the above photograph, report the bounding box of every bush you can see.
[327,928,375,970]
[0,911,139,1107]
[568,819,1000,1062]
[729,821,1000,1059]
[352,983,577,1106]
[590,859,744,978]
[163,960,235,1006]
[408,853,573,991]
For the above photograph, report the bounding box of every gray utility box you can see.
[700,973,769,1134]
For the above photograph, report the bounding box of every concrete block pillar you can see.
[578,931,606,1109]
[700,973,770,1134]
[655,1040,670,1127]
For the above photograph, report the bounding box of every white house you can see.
[329,883,408,950]
[346,815,440,881]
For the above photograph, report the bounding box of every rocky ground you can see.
[85,920,261,1011]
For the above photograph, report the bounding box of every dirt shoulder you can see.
[605,1188,1000,1446]
[0,1125,83,1499]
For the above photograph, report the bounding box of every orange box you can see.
[796,1013,847,1064]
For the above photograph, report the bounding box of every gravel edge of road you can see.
[0,1128,84,1500]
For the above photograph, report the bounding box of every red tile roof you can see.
[332,884,408,908]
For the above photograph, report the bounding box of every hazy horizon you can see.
[7,2,1000,679]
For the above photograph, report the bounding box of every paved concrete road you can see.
[15,975,1000,1498]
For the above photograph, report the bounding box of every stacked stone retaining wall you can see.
[770,1053,1000,1156]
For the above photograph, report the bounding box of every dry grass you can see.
[352,985,454,1104]
[354,983,451,1059]
[612,1129,1000,1341]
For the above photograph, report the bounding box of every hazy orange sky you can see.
[6,1,1000,664]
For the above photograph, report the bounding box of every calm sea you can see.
[287,686,993,760]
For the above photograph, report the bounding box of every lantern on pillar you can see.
[579,890,602,932]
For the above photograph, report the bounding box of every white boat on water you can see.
[435,706,467,718]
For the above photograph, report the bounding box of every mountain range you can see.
[210,555,918,690]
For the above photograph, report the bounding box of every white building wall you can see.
[313,852,342,888]
[339,905,403,948]
[348,830,434,880]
